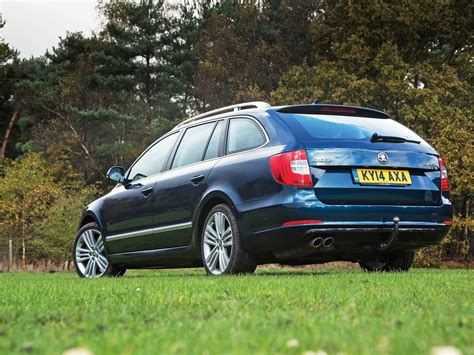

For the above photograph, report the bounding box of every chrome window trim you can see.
[106,221,192,242]
[156,115,270,174]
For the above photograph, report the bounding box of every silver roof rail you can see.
[176,101,271,128]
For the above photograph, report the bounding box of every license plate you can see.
[353,168,412,185]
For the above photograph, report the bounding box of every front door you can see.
[102,132,179,254]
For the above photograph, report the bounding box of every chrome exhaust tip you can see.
[323,237,335,248]
[310,237,323,248]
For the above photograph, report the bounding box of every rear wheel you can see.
[201,204,256,275]
[73,222,126,278]
[360,251,415,272]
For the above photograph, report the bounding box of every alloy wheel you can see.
[203,211,233,275]
[75,229,109,278]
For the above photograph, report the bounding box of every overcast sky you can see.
[0,0,100,58]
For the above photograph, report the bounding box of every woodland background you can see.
[0,0,472,270]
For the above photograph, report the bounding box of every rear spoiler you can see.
[277,104,390,119]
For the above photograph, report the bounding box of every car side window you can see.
[128,132,178,181]
[227,118,266,154]
[172,122,216,169]
[204,120,224,160]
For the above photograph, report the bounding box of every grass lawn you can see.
[0,268,472,355]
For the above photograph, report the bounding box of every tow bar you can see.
[378,216,400,251]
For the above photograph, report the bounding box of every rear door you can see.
[281,112,441,206]
[152,120,225,249]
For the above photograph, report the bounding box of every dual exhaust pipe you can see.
[309,236,334,249]
[273,236,335,259]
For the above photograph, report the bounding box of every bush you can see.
[30,186,100,264]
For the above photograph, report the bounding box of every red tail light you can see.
[439,158,449,191]
[269,150,313,187]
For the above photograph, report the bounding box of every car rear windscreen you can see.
[282,114,424,142]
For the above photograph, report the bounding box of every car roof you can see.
[172,102,390,132]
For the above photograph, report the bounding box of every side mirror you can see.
[106,166,125,184]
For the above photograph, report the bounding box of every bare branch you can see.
[42,106,104,176]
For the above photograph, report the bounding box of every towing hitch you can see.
[378,216,400,251]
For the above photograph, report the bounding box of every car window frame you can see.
[127,114,269,177]
[225,116,268,155]
[125,131,180,182]
[167,120,220,171]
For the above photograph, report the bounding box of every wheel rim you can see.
[203,212,232,275]
[75,229,108,278]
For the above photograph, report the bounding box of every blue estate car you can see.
[73,102,453,277]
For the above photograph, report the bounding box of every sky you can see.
[0,0,100,58]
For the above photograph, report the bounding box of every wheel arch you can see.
[78,211,104,232]
[191,191,237,251]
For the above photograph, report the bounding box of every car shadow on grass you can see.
[121,268,358,278]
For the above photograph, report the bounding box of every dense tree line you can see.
[0,0,472,267]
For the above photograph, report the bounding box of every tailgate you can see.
[307,148,441,206]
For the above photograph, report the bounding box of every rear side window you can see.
[172,122,216,169]
[204,120,224,160]
[128,132,178,181]
[284,114,423,142]
[227,118,266,154]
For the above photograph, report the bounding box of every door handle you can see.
[141,187,154,197]
[190,175,205,185]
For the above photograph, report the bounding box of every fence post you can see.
[8,239,13,272]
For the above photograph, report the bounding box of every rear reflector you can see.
[439,158,449,191]
[269,149,313,187]
[442,220,453,225]
[282,220,323,227]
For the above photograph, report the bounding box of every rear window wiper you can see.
[370,133,420,144]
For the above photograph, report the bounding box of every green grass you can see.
[0,268,472,355]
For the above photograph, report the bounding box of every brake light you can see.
[320,106,356,114]
[269,149,313,187]
[439,158,449,191]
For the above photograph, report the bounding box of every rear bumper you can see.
[246,222,450,254]
[237,189,453,255]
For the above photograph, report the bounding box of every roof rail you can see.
[176,101,271,128]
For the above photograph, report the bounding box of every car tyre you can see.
[73,222,126,278]
[201,204,257,275]
[360,251,415,272]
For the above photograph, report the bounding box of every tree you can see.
[193,0,320,110]
[13,33,149,183]
[0,19,19,167]
[0,153,61,268]
[97,0,187,130]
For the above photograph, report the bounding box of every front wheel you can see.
[201,204,256,275]
[360,251,415,272]
[73,222,126,278]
